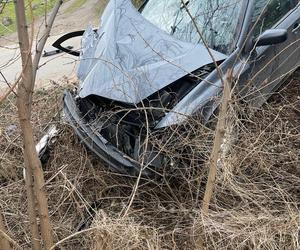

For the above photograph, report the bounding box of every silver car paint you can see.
[77,0,227,104]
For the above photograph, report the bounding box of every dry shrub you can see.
[0,95,22,181]
[0,81,67,181]
[91,211,160,250]
[0,71,299,249]
[198,70,300,249]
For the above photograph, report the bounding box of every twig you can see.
[49,227,97,250]
[0,71,17,96]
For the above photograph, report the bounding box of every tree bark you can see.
[14,1,41,249]
[14,0,55,249]
[202,71,232,213]
[24,156,41,250]
[0,212,11,250]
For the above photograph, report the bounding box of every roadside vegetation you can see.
[0,0,57,36]
[0,71,299,249]
[0,0,299,249]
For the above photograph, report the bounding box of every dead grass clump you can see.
[0,83,65,182]
[0,71,299,249]
[200,210,300,249]
[197,72,300,249]
[91,211,160,250]
[0,94,22,181]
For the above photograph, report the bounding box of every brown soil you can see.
[0,0,105,46]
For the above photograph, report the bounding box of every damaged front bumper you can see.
[63,90,149,176]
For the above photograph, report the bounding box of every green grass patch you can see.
[94,0,107,16]
[65,0,87,13]
[0,0,56,36]
[93,0,142,16]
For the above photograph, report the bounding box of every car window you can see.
[252,0,297,37]
[139,0,244,55]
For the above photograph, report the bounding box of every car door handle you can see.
[292,23,300,33]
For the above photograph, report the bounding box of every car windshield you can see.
[140,0,243,55]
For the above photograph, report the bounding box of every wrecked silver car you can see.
[55,0,300,174]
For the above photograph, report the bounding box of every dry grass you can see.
[0,70,299,249]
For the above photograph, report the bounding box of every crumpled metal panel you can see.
[78,0,227,104]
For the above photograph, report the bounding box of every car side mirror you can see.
[255,29,288,47]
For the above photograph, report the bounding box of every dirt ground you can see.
[0,0,108,95]
[0,0,105,45]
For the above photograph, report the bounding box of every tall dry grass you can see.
[0,70,299,249]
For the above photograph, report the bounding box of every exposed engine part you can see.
[77,64,215,167]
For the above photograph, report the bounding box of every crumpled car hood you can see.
[78,0,227,104]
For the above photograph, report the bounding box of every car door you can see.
[241,0,300,107]
[271,1,300,88]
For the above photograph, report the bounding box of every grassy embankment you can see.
[64,0,87,13]
[0,0,57,36]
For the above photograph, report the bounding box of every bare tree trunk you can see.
[195,72,232,250]
[14,0,64,248]
[0,212,11,250]
[14,1,42,249]
[202,71,232,213]
[14,0,57,249]
[24,157,42,250]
